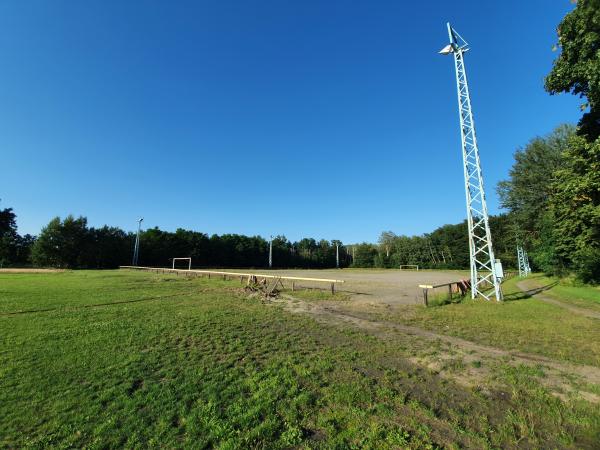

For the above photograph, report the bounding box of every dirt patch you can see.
[0,268,65,273]
[224,268,465,306]
[272,294,600,403]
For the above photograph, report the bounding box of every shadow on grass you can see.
[426,279,560,306]
[502,281,559,302]
[0,292,188,316]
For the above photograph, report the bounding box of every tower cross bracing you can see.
[440,23,503,301]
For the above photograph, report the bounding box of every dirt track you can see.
[248,268,467,305]
[0,268,65,273]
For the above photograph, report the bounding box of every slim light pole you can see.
[268,235,273,268]
[132,218,143,266]
[336,243,340,269]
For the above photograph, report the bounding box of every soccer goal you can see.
[399,265,419,271]
[172,257,192,270]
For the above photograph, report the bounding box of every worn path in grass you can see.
[517,279,600,320]
[276,294,600,403]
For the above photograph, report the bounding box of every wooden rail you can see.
[418,279,471,306]
[418,272,518,306]
[119,266,345,293]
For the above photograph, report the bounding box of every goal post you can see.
[172,257,192,270]
[399,265,419,271]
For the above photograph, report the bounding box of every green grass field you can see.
[523,274,600,311]
[1,271,599,448]
[363,276,600,367]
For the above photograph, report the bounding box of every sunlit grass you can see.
[1,270,599,448]
[376,276,600,367]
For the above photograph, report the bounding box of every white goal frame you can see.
[399,265,419,271]
[172,257,192,270]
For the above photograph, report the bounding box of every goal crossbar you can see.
[172,257,192,270]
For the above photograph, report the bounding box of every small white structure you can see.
[172,257,192,270]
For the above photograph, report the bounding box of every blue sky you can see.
[1,0,581,243]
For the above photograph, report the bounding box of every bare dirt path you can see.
[269,293,600,403]
[517,280,600,320]
[0,268,65,273]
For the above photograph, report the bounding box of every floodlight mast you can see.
[517,245,531,277]
[440,23,503,301]
[132,218,143,266]
[517,245,526,277]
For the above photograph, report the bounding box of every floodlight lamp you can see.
[439,44,454,55]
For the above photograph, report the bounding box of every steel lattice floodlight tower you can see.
[517,245,531,277]
[440,23,503,301]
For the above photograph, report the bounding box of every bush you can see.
[573,247,600,284]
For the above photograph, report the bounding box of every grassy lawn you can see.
[521,274,600,311]
[368,276,600,368]
[1,270,599,448]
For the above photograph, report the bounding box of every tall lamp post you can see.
[336,243,340,269]
[268,235,273,269]
[132,218,143,266]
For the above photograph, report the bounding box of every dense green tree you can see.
[351,243,378,268]
[31,216,90,268]
[550,134,600,282]
[0,203,35,267]
[545,0,600,140]
[89,226,132,269]
[496,125,575,271]
[0,204,18,266]
[12,233,35,266]
[497,125,574,241]
[428,222,469,269]
[543,0,600,281]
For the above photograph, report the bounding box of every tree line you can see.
[0,203,517,271]
[0,210,351,269]
[348,214,516,270]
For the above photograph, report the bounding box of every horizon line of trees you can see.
[0,210,355,270]
[0,202,520,271]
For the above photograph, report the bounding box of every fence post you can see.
[448,284,453,301]
[423,288,428,307]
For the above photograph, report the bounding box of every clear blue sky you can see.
[1,0,581,243]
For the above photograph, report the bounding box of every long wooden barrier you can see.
[119,266,345,293]
[418,271,517,306]
[418,280,471,306]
